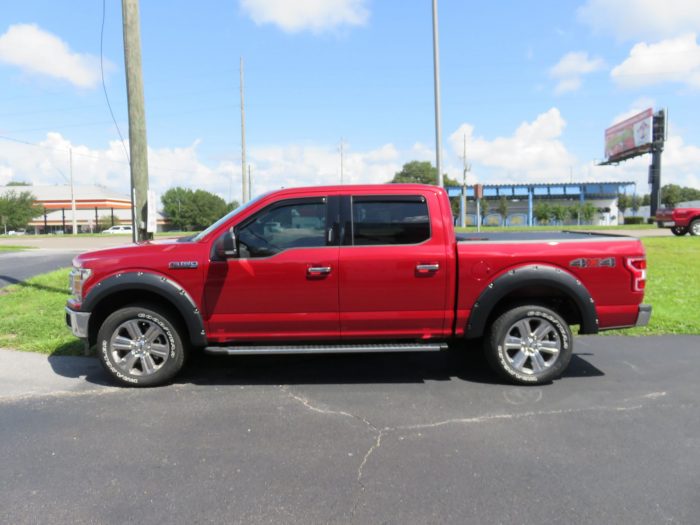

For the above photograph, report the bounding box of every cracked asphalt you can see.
[1,335,699,524]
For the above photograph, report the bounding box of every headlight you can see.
[69,266,92,302]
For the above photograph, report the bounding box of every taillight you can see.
[625,257,647,292]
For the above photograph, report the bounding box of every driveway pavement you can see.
[1,335,698,524]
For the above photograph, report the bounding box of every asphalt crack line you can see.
[0,386,122,405]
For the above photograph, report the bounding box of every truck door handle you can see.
[307,266,332,276]
[416,264,440,273]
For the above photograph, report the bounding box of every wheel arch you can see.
[82,272,207,349]
[464,264,598,339]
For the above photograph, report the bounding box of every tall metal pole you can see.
[240,57,248,203]
[340,138,344,184]
[432,0,444,187]
[121,0,150,242]
[69,148,77,235]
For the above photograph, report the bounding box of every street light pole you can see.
[432,0,443,188]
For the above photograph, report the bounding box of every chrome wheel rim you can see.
[691,222,700,235]
[110,319,170,376]
[502,317,561,376]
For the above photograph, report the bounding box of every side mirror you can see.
[214,227,238,260]
[224,227,238,258]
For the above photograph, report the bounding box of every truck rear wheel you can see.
[96,305,186,387]
[671,226,688,236]
[484,305,572,385]
[689,219,700,236]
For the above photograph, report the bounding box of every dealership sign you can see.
[604,108,653,161]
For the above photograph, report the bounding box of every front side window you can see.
[351,197,430,245]
[237,199,327,258]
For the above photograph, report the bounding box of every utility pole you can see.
[121,0,150,242]
[240,57,248,203]
[460,135,471,228]
[431,0,443,187]
[69,148,77,235]
[339,138,344,184]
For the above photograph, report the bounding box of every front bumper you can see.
[65,307,90,339]
[635,304,652,327]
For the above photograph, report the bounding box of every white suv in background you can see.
[102,225,133,234]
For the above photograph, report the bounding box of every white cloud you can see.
[611,33,700,89]
[549,52,605,94]
[578,0,700,41]
[240,0,369,33]
[0,134,405,205]
[0,24,110,88]
[448,108,576,182]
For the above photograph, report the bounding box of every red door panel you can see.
[204,247,339,342]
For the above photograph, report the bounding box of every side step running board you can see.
[204,342,449,356]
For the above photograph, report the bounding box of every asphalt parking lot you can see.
[1,335,698,524]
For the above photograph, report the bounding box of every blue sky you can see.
[1,0,699,202]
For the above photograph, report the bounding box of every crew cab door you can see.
[205,196,340,341]
[338,193,450,339]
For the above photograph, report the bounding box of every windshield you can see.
[192,192,269,242]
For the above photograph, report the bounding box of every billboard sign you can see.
[605,108,653,161]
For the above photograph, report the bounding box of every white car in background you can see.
[102,225,133,234]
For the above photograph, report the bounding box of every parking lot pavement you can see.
[1,335,698,524]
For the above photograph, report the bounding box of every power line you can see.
[101,0,130,163]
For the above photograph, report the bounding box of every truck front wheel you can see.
[96,305,187,387]
[689,219,700,236]
[484,305,573,385]
[671,225,688,236]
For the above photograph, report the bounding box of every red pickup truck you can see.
[66,184,650,386]
[655,207,700,236]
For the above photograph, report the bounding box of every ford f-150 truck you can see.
[66,184,650,386]
[655,207,700,236]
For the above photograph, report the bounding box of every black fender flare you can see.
[82,272,207,347]
[464,264,598,338]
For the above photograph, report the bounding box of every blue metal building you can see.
[446,181,636,226]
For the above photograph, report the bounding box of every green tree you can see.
[0,190,44,230]
[550,204,567,225]
[389,161,460,217]
[642,194,651,206]
[479,198,489,223]
[617,194,630,215]
[5,181,31,186]
[497,196,509,225]
[533,202,551,225]
[631,194,641,215]
[389,160,457,186]
[98,215,114,232]
[567,203,581,224]
[161,187,230,231]
[581,202,596,224]
[661,184,683,208]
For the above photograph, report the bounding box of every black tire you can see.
[671,225,688,236]
[689,219,700,236]
[484,305,573,385]
[97,304,187,387]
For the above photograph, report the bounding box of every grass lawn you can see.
[0,245,33,252]
[604,237,700,336]
[0,268,83,355]
[0,236,696,356]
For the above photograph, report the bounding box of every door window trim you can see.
[231,196,339,259]
[341,194,432,247]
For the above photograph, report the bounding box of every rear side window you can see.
[351,196,430,246]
